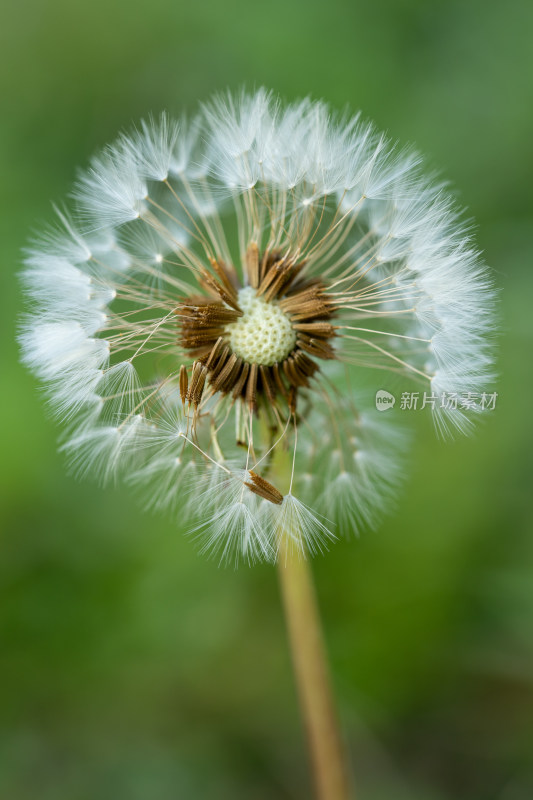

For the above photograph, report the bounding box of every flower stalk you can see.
[278,536,352,800]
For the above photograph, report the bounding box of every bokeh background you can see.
[1,1,532,798]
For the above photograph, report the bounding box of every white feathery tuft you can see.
[19,321,109,379]
[74,146,148,227]
[191,469,275,565]
[61,414,146,482]
[123,112,181,182]
[273,494,336,559]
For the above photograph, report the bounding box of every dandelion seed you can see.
[19,89,496,564]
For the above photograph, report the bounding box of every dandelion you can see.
[19,89,496,800]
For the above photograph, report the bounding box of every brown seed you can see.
[288,387,298,414]
[209,258,239,301]
[218,356,243,393]
[180,328,224,346]
[272,363,288,398]
[211,353,238,392]
[179,364,188,404]
[263,260,306,302]
[283,356,306,388]
[245,470,283,505]
[210,345,231,383]
[245,243,260,289]
[259,365,277,405]
[259,248,282,283]
[232,361,250,399]
[296,335,335,360]
[199,267,241,311]
[293,322,336,337]
[294,350,320,377]
[287,300,331,322]
[245,363,258,409]
[256,258,287,297]
[187,362,208,406]
[204,337,225,369]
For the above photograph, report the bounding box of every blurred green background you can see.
[1,1,532,798]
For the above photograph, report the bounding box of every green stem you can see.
[277,538,353,800]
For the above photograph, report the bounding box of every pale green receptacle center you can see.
[224,286,296,366]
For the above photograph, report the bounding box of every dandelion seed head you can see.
[19,89,496,564]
